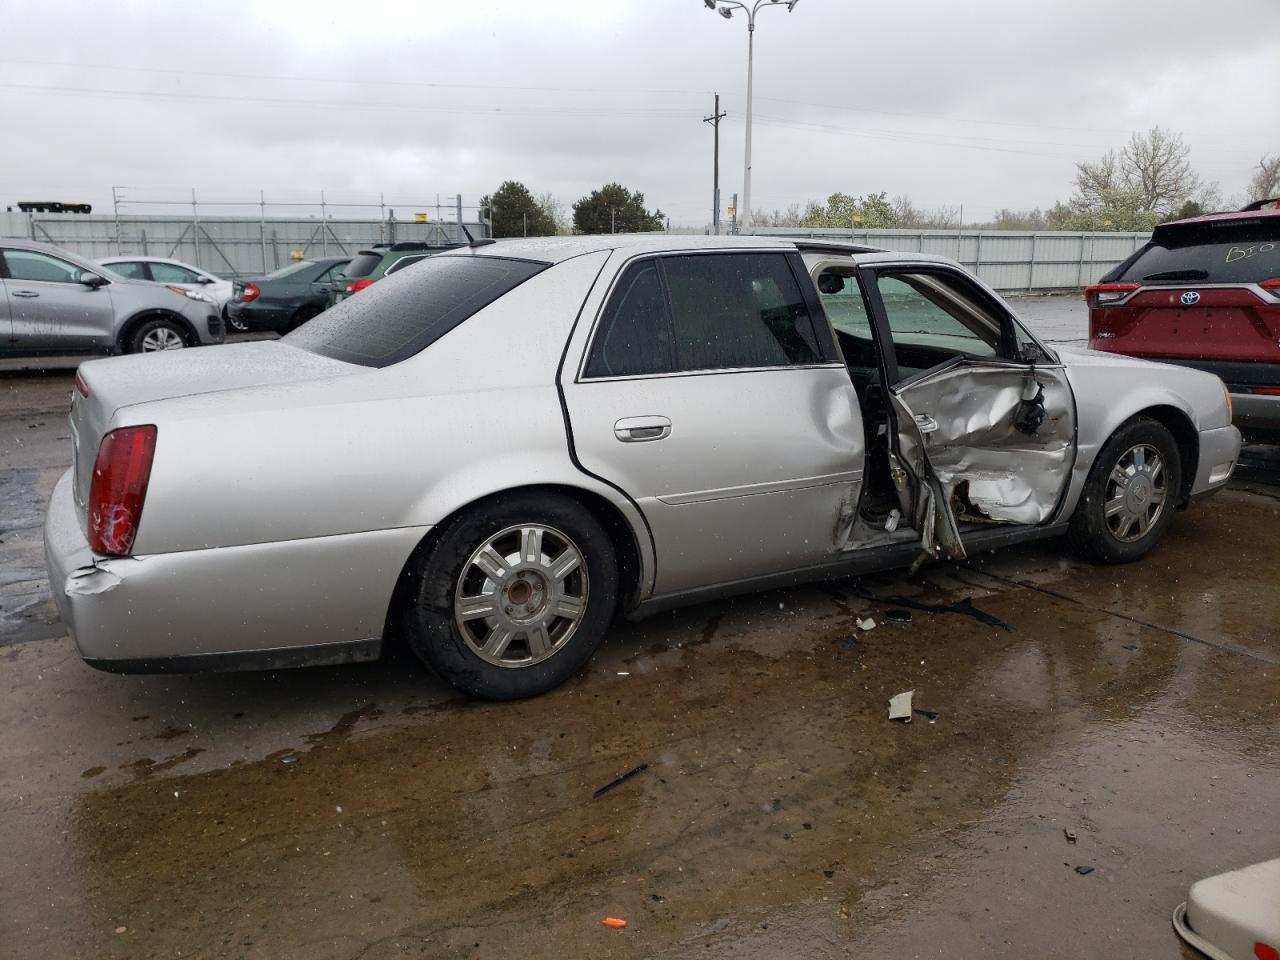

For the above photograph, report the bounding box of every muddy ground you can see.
[2,301,1278,959]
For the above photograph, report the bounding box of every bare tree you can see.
[1123,127,1199,213]
[924,204,961,228]
[535,191,567,234]
[891,194,923,227]
[1063,127,1201,228]
[1248,155,1280,202]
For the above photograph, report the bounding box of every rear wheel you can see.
[1069,418,1181,563]
[128,317,189,353]
[403,492,618,700]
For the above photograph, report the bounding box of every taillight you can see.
[346,278,376,295]
[1248,386,1280,396]
[1085,282,1140,307]
[242,282,261,303]
[74,371,89,398]
[1262,279,1280,299]
[88,425,157,556]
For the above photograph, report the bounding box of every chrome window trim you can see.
[578,361,849,385]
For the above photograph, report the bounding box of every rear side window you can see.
[105,261,149,280]
[341,252,384,279]
[584,252,830,378]
[286,254,548,367]
[150,262,202,284]
[1115,219,1280,285]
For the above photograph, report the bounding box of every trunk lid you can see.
[1091,287,1280,363]
[70,341,355,517]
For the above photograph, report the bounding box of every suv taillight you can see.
[241,282,261,303]
[88,425,157,556]
[1084,282,1140,307]
[346,278,376,295]
[1262,279,1280,299]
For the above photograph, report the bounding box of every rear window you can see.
[285,254,548,367]
[1114,219,1280,285]
[264,260,316,280]
[340,251,384,279]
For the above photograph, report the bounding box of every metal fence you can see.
[757,227,1150,291]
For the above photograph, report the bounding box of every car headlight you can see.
[167,285,213,304]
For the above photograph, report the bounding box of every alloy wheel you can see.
[1104,443,1167,542]
[141,327,185,351]
[453,524,589,668]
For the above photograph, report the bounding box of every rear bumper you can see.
[1231,392,1280,442]
[43,469,429,671]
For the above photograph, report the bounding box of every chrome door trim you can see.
[656,469,864,506]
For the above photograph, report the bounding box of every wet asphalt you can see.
[1,295,1278,959]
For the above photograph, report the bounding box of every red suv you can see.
[1087,199,1280,441]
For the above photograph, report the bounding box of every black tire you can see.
[403,492,618,700]
[1069,417,1182,563]
[289,305,322,331]
[127,316,189,354]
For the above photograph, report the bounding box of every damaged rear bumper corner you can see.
[1190,424,1242,497]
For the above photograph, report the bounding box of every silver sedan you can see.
[43,235,1240,699]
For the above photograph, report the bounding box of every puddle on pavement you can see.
[6,491,1278,958]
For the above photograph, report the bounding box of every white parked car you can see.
[98,256,234,315]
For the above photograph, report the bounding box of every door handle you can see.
[614,415,671,443]
[913,413,939,434]
[11,290,39,298]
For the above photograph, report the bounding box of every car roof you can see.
[1160,204,1280,229]
[99,255,204,266]
[0,237,100,269]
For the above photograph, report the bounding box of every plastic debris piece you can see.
[593,763,650,799]
[888,690,914,721]
[886,609,913,624]
[855,617,877,632]
[114,926,127,935]
[884,509,900,533]
[1074,865,1094,875]
[1064,828,1077,844]
[281,756,298,764]
[602,917,627,928]
[912,707,939,723]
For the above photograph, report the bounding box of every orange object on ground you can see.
[602,917,627,928]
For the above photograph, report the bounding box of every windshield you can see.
[285,254,548,367]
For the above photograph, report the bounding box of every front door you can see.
[862,265,1077,559]
[1,247,115,353]
[562,250,866,597]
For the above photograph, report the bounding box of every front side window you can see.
[584,252,829,378]
[105,261,149,280]
[150,262,202,284]
[286,254,548,367]
[875,272,1002,374]
[3,249,82,283]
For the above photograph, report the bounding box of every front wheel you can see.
[1069,417,1182,563]
[403,493,618,700]
[129,317,189,353]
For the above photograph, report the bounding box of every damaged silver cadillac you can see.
[43,235,1241,699]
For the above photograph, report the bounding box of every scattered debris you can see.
[888,690,914,721]
[1064,828,1077,844]
[883,509,901,533]
[855,617,877,632]
[1121,644,1138,651]
[114,926,127,935]
[912,707,939,723]
[648,894,665,903]
[593,763,650,799]
[280,756,298,765]
[885,609,913,624]
[602,917,627,928]
[1074,865,1094,876]
[856,591,1012,631]
[823,869,835,879]
[616,671,630,676]
[839,637,857,652]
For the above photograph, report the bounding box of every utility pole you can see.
[730,192,738,235]
[111,185,121,254]
[456,194,464,242]
[610,208,617,234]
[703,92,727,235]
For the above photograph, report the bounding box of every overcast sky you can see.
[1,0,1276,225]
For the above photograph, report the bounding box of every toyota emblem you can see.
[1180,290,1201,305]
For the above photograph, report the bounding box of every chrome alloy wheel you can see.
[1104,443,1168,542]
[453,524,588,668]
[141,327,185,351]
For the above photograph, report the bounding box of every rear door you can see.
[561,250,865,596]
[863,265,1077,558]
[0,247,115,353]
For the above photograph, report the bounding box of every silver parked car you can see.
[44,235,1240,699]
[1,239,224,356]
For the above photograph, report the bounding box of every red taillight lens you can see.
[1262,279,1280,297]
[1255,943,1279,960]
[74,371,89,398]
[1085,282,1140,307]
[88,425,157,556]
[242,283,261,303]
[1248,386,1280,396]
[347,278,376,294]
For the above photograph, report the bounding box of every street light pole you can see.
[704,0,799,234]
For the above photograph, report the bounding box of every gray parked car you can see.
[1,239,224,356]
[44,235,1240,700]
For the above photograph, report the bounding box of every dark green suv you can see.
[327,242,464,306]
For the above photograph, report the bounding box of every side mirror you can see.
[197,276,215,285]
[78,271,107,288]
[1018,341,1047,364]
